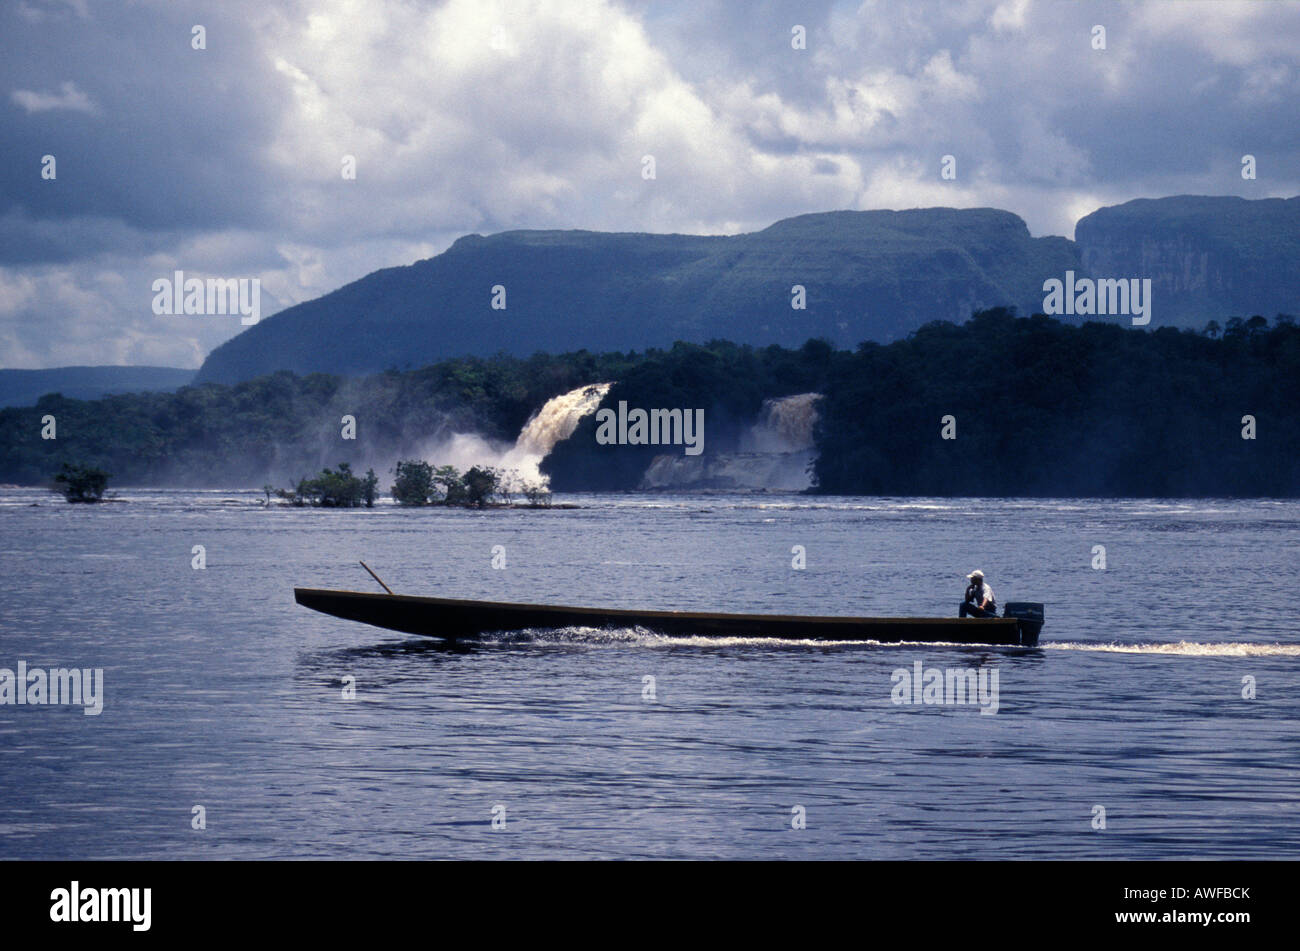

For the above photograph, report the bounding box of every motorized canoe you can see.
[294,587,1046,646]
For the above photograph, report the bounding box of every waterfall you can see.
[740,392,821,453]
[406,383,611,487]
[498,383,612,483]
[641,392,823,491]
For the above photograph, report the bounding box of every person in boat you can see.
[959,570,998,618]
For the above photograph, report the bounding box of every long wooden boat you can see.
[294,587,1045,646]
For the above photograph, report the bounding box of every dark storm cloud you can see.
[2,1,288,244]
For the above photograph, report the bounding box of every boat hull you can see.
[294,588,1042,646]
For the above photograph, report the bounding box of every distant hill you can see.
[194,197,1299,384]
[0,366,195,408]
[195,207,1081,383]
[1076,195,1300,325]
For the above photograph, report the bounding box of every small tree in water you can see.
[521,482,552,507]
[388,461,512,507]
[361,467,378,507]
[434,465,467,505]
[392,460,435,505]
[462,466,500,507]
[53,462,109,503]
[284,463,379,507]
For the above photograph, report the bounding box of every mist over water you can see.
[1,490,1297,859]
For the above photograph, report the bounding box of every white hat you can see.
[966,569,985,580]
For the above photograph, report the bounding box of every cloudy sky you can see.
[2,0,1296,369]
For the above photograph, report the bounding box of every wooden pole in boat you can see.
[359,561,394,595]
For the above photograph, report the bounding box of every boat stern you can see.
[1003,602,1045,646]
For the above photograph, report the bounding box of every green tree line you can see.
[3,312,1297,497]
[812,309,1299,496]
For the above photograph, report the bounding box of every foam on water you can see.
[479,625,890,649]
[1042,640,1300,657]
[477,627,1300,656]
[478,627,984,651]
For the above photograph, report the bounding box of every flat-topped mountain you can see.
[1076,195,1300,325]
[194,197,1298,383]
[194,207,1080,383]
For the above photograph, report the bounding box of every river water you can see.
[1,489,1296,859]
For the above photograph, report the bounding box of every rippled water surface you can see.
[1,489,1297,859]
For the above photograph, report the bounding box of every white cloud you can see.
[10,80,96,114]
[990,0,1031,33]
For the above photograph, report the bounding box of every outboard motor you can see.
[1003,602,1045,646]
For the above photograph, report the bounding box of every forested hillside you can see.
[812,309,1299,496]
[3,312,1296,497]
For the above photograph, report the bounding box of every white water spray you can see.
[412,383,612,487]
[498,383,612,483]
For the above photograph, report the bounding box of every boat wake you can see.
[476,628,1299,656]
[478,626,1011,650]
[1041,641,1300,657]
